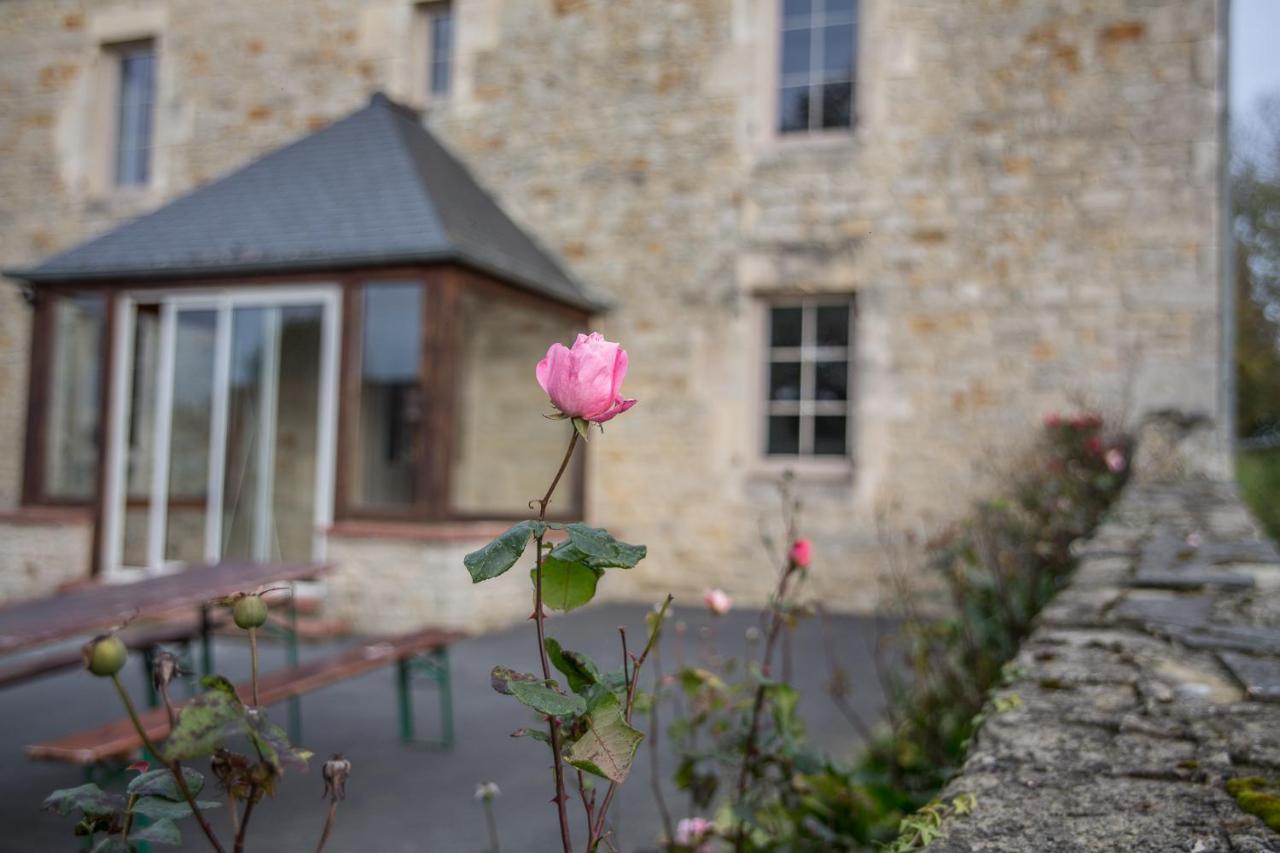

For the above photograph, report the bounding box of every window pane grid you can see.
[778,0,856,134]
[115,44,155,186]
[764,300,851,458]
[425,5,453,98]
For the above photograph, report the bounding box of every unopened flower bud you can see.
[151,650,181,692]
[322,754,351,802]
[474,781,501,801]
[233,594,269,630]
[83,634,128,677]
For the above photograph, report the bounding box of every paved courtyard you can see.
[0,603,888,852]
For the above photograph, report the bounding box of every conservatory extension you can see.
[5,95,597,629]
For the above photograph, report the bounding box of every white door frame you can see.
[101,285,341,581]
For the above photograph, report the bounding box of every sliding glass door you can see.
[103,288,339,577]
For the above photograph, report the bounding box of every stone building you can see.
[0,0,1229,631]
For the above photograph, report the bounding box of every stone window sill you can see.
[1,505,95,526]
[746,459,854,486]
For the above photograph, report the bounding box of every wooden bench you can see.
[27,628,465,767]
[0,616,220,690]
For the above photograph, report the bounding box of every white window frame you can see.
[102,286,341,581]
[775,0,859,136]
[108,38,157,188]
[761,295,855,461]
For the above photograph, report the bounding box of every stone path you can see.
[932,479,1280,852]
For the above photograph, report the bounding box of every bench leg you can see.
[397,648,455,749]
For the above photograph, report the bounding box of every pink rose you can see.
[1104,447,1126,473]
[675,817,714,848]
[788,539,812,569]
[1043,412,1062,428]
[702,588,732,616]
[536,332,637,423]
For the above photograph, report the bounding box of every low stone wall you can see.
[930,477,1280,851]
[0,509,93,603]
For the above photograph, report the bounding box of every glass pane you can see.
[778,85,810,134]
[782,0,812,23]
[780,28,811,77]
[814,415,847,456]
[222,307,267,561]
[767,415,801,455]
[822,24,855,80]
[452,290,582,515]
[44,296,105,500]
[430,13,453,95]
[816,304,849,346]
[815,361,848,401]
[821,81,853,129]
[123,305,159,567]
[355,283,422,509]
[115,44,155,186]
[769,361,802,401]
[823,0,856,23]
[770,306,803,347]
[164,310,216,564]
[271,306,321,562]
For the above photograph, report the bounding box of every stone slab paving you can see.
[932,479,1280,852]
[0,604,885,852]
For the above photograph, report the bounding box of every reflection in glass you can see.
[814,416,847,455]
[222,308,267,561]
[816,304,849,347]
[122,305,159,566]
[823,24,855,79]
[45,296,105,500]
[355,283,423,509]
[769,362,802,401]
[781,29,810,77]
[768,415,801,455]
[272,306,321,562]
[164,310,216,564]
[815,361,847,401]
[770,306,803,347]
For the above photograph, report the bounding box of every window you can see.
[418,2,454,100]
[111,40,156,186]
[350,282,425,510]
[39,295,107,500]
[778,0,857,134]
[764,298,853,457]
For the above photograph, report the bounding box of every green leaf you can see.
[544,638,602,694]
[130,796,222,821]
[508,680,587,717]
[130,817,184,845]
[491,666,539,695]
[127,767,205,800]
[550,524,646,569]
[535,558,601,612]
[161,687,247,763]
[511,727,552,745]
[198,674,239,698]
[42,784,124,818]
[464,521,540,583]
[564,692,644,783]
[246,711,313,773]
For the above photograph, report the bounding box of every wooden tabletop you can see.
[0,562,328,655]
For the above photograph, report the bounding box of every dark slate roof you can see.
[7,93,601,311]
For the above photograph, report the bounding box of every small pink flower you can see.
[1085,434,1104,455]
[675,817,714,847]
[535,332,637,423]
[1043,412,1062,428]
[702,588,732,616]
[1104,447,1126,473]
[788,539,812,569]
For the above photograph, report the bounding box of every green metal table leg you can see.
[436,648,454,749]
[397,658,414,744]
[287,584,302,744]
[199,605,214,677]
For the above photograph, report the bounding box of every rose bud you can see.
[151,649,181,692]
[233,594,269,630]
[474,782,501,801]
[788,539,812,569]
[702,588,733,616]
[83,634,128,677]
[322,754,351,801]
[535,332,637,424]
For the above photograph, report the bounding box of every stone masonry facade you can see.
[930,436,1280,850]
[0,1,1227,625]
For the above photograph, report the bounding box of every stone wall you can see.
[0,511,94,603]
[0,0,1226,618]
[928,476,1280,850]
